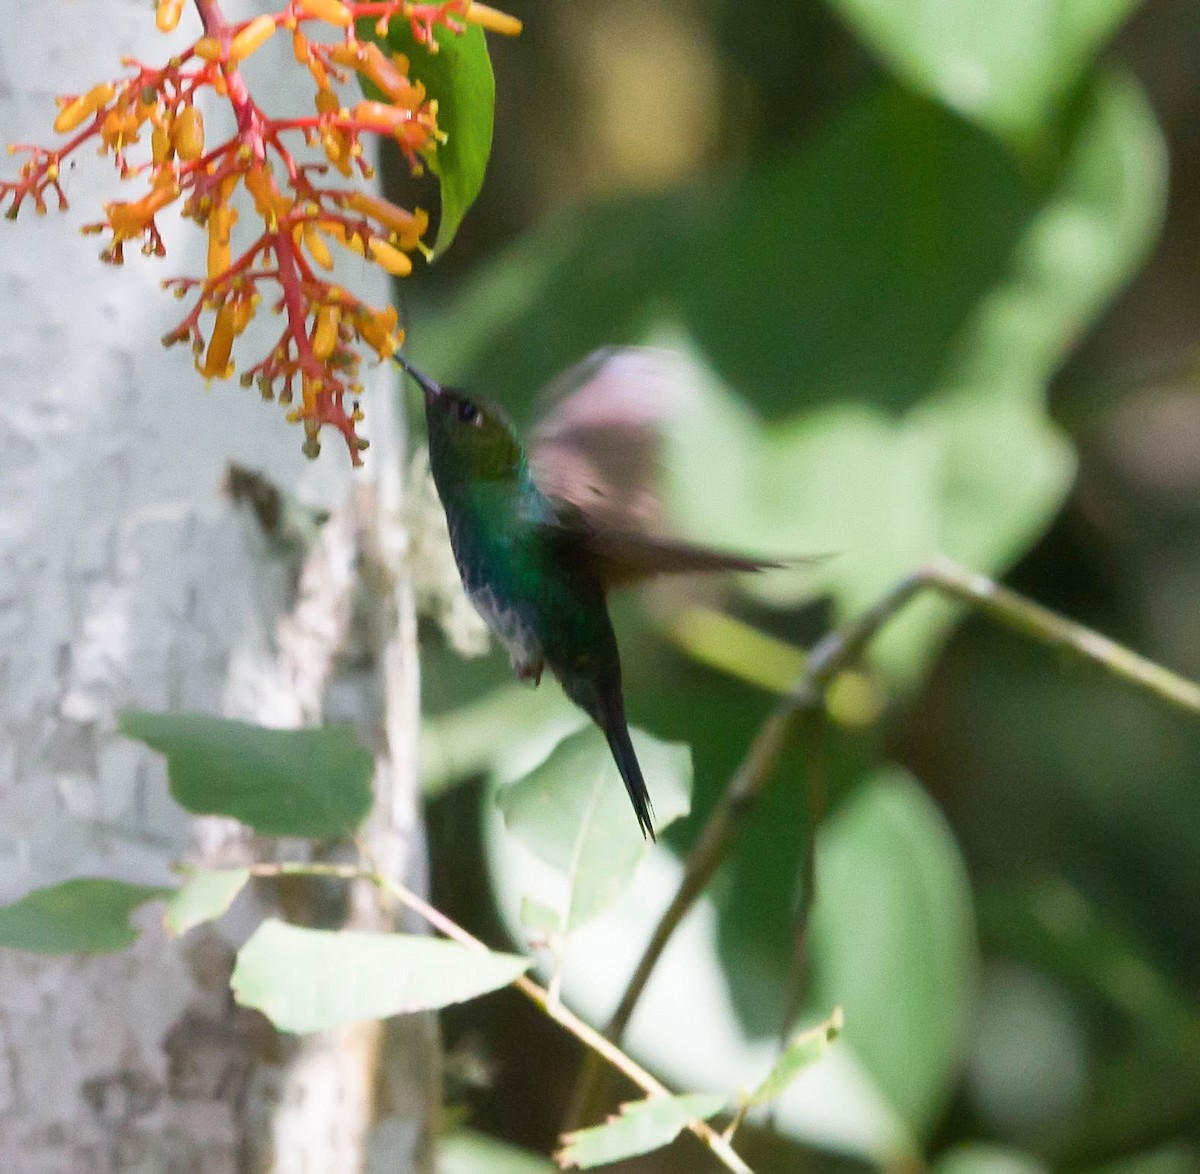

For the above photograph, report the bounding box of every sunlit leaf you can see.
[948,70,1167,397]
[496,725,691,928]
[0,879,170,955]
[666,72,1163,681]
[440,1129,557,1174]
[803,769,977,1137]
[827,0,1140,147]
[369,19,495,257]
[520,895,563,936]
[119,712,373,837]
[662,356,1075,681]
[163,867,250,938]
[232,919,528,1033]
[933,1143,1050,1174]
[555,1093,727,1169]
[744,1007,844,1108]
[421,683,578,798]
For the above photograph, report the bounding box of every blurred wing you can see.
[530,348,809,587]
[530,494,784,589]
[530,347,700,537]
[579,529,784,588]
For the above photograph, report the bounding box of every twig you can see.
[248,861,753,1174]
[567,554,1200,1126]
[919,554,1200,712]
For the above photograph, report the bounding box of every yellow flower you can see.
[356,303,400,359]
[230,15,277,63]
[344,192,429,250]
[464,2,524,36]
[53,83,115,134]
[297,0,352,29]
[171,106,205,161]
[311,304,341,360]
[198,300,238,379]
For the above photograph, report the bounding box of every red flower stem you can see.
[272,227,320,375]
[192,0,268,161]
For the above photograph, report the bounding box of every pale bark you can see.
[0,4,436,1170]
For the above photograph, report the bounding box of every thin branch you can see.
[248,861,753,1174]
[567,554,1200,1126]
[919,554,1200,712]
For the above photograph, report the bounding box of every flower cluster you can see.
[0,0,520,463]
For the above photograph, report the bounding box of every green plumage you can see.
[397,351,783,839]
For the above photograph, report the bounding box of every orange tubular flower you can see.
[106,181,177,241]
[356,303,400,359]
[344,192,429,249]
[464,2,524,36]
[243,165,293,227]
[367,237,412,276]
[2,0,520,463]
[156,0,185,34]
[350,100,409,135]
[230,15,278,62]
[54,83,116,134]
[172,106,205,161]
[311,304,341,360]
[359,44,424,107]
[194,36,222,61]
[303,223,334,270]
[199,301,238,379]
[151,124,174,164]
[298,0,352,28]
[207,200,238,280]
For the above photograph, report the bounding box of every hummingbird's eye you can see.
[456,398,482,426]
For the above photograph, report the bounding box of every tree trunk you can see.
[0,5,437,1170]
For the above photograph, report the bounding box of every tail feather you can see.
[565,673,656,839]
[603,711,656,841]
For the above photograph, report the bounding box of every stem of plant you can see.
[248,860,754,1174]
[566,553,1200,1128]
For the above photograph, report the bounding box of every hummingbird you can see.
[395,349,782,839]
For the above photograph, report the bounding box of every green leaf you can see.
[827,0,1140,147]
[0,879,170,955]
[804,769,977,1138]
[933,1144,1050,1174]
[416,69,1162,426]
[232,919,528,1033]
[662,352,1075,681]
[556,1093,727,1169]
[982,880,1200,1047]
[519,895,563,937]
[421,683,578,798]
[413,85,1032,417]
[663,71,1163,682]
[163,868,250,938]
[119,712,373,838]
[439,1130,557,1174]
[948,69,1167,397]
[370,20,495,257]
[496,726,691,929]
[744,1007,844,1108]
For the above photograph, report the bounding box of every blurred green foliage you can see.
[497,725,692,930]
[403,0,1200,1170]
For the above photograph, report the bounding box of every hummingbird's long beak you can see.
[393,353,442,402]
